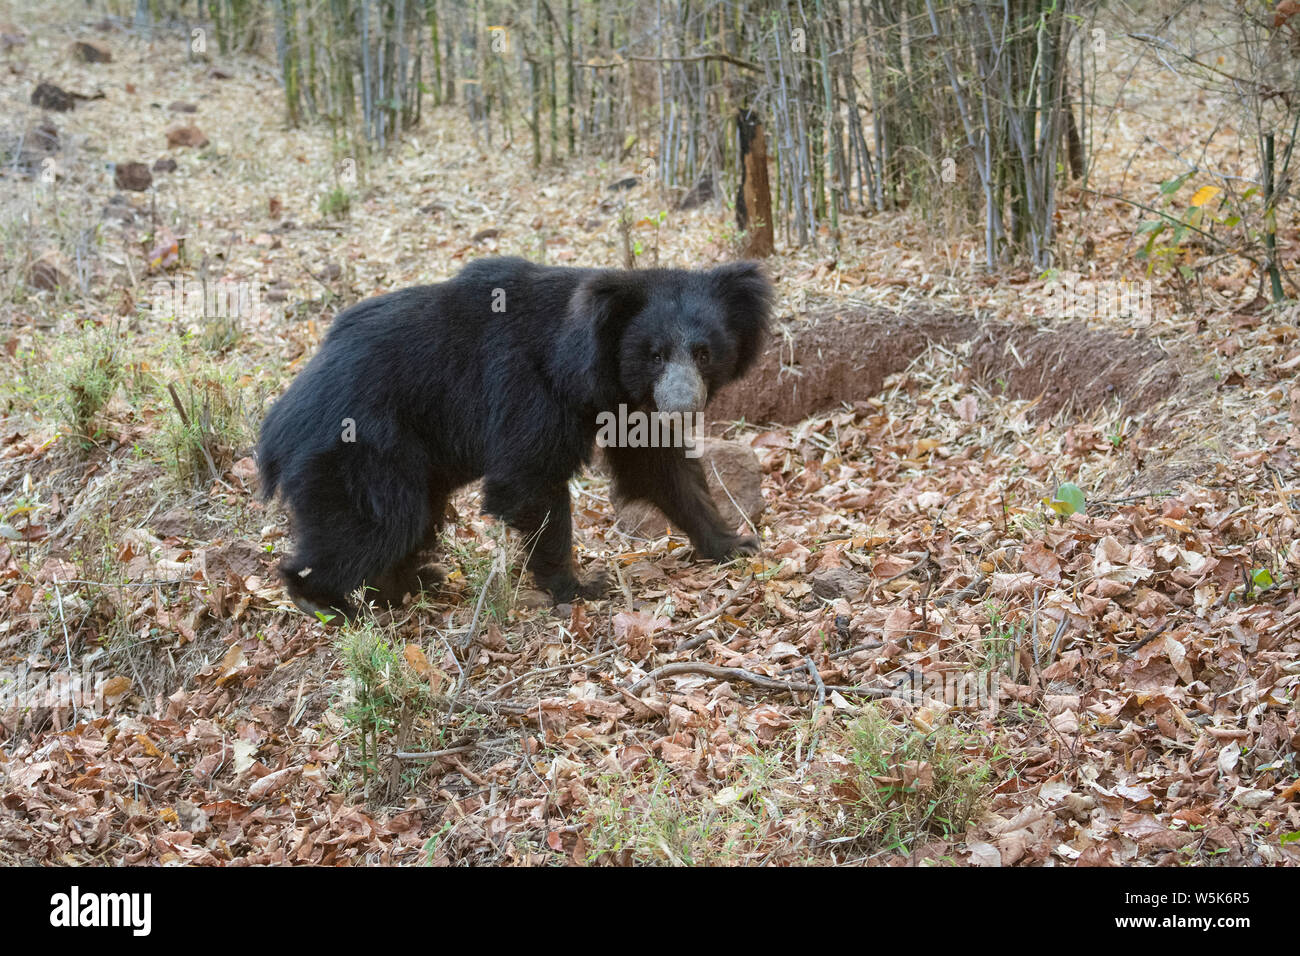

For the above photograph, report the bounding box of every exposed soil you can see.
[967,323,1186,420]
[710,307,1187,426]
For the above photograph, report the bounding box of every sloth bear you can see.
[258,256,772,618]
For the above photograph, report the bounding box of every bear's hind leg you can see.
[413,488,452,590]
[281,456,432,618]
[365,487,450,607]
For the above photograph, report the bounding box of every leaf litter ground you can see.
[0,4,1297,865]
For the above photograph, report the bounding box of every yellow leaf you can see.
[1190,185,1221,207]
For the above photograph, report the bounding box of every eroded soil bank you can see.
[710,307,1183,426]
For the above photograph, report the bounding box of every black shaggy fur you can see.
[258,256,772,618]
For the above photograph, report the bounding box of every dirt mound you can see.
[709,306,1185,426]
[709,306,974,425]
[967,323,1181,419]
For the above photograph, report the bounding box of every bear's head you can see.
[567,262,772,414]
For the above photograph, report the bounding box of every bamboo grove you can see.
[125,0,1098,268]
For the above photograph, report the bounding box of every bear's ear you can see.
[563,272,646,406]
[573,272,646,334]
[710,261,773,377]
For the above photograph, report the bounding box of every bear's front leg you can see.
[605,445,758,561]
[483,478,607,602]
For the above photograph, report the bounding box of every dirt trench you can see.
[708,305,1184,426]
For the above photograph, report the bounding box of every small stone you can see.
[114,161,152,191]
[29,252,69,291]
[31,81,75,112]
[71,40,111,63]
[166,125,209,149]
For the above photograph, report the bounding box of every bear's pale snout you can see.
[652,355,708,413]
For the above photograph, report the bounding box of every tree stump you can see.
[736,109,774,258]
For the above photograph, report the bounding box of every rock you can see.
[28,252,69,291]
[809,568,870,602]
[166,125,209,148]
[113,161,152,191]
[152,157,177,173]
[607,176,639,192]
[71,40,112,62]
[168,101,198,113]
[677,172,714,210]
[471,227,500,242]
[614,437,765,538]
[31,81,75,112]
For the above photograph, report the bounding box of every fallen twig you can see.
[460,551,504,649]
[805,655,826,715]
[934,572,989,607]
[880,556,928,584]
[777,639,884,675]
[673,629,716,653]
[627,661,894,698]
[1123,618,1172,657]
[486,649,616,699]
[662,573,753,636]
[433,695,535,718]
[395,744,476,761]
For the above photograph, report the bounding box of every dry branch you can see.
[627,661,894,699]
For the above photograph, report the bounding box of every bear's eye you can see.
[650,350,665,366]
[692,345,710,365]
